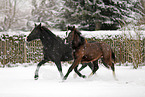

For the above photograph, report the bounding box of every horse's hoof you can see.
[63,76,67,80]
[82,75,86,78]
[34,75,39,80]
[88,72,93,78]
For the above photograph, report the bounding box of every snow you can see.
[0,63,145,97]
[0,30,145,40]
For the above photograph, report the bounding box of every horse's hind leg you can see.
[88,60,99,78]
[34,59,47,80]
[101,58,109,69]
[103,58,117,80]
[92,60,99,74]
[111,62,117,80]
[79,63,88,71]
[79,62,94,71]
[87,62,94,71]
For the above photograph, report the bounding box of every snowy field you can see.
[0,63,145,97]
[0,29,145,97]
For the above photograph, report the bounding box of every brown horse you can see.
[63,26,116,80]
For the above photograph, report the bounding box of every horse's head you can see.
[66,26,75,44]
[67,26,75,31]
[27,23,42,42]
[67,26,85,48]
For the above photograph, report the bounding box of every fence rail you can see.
[0,35,144,67]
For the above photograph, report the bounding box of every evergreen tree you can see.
[63,0,143,30]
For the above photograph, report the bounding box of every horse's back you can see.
[96,42,112,59]
[80,42,103,62]
[86,42,111,58]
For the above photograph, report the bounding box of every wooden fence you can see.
[0,35,145,67]
[0,35,43,66]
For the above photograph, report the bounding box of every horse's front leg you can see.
[79,63,88,71]
[34,59,47,80]
[63,57,82,80]
[55,61,64,79]
[74,65,86,78]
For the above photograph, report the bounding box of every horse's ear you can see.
[35,23,37,27]
[38,23,41,27]
[73,26,76,31]
[68,26,75,31]
[67,26,70,30]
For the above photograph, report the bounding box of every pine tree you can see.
[63,0,143,30]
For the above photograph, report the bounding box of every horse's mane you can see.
[72,28,86,49]
[75,29,85,42]
[41,26,64,43]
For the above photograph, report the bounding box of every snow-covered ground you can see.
[0,63,145,97]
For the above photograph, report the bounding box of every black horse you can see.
[27,23,94,80]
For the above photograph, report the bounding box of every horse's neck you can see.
[72,36,85,49]
[39,32,55,48]
[40,32,65,49]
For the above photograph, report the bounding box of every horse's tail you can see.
[111,50,115,62]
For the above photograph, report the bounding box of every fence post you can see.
[3,40,7,67]
[119,42,122,66]
[24,40,27,63]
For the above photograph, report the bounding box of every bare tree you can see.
[0,0,16,30]
[0,0,31,31]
